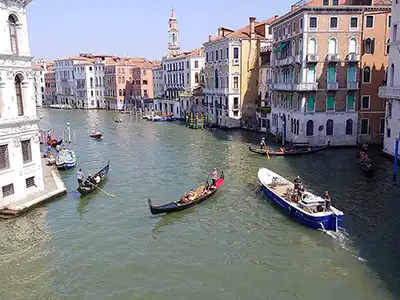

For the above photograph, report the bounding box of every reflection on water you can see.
[0,108,398,300]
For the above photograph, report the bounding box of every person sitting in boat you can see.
[260,137,267,149]
[94,175,101,184]
[324,191,331,210]
[188,191,196,201]
[294,176,302,190]
[181,194,191,203]
[280,146,285,152]
[84,174,93,186]
[210,168,218,188]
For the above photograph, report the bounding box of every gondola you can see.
[77,161,110,196]
[148,172,225,215]
[249,141,330,156]
[90,132,103,139]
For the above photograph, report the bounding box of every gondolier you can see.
[210,168,217,187]
[76,169,84,186]
[260,137,267,149]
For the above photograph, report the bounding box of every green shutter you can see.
[297,96,301,111]
[307,95,315,111]
[327,95,335,110]
[347,95,354,110]
[328,66,336,82]
[347,67,356,82]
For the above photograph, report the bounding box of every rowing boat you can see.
[77,161,110,196]
[249,141,330,156]
[148,173,224,215]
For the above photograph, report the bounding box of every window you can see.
[388,102,392,117]
[226,47,229,59]
[363,38,373,54]
[214,69,219,88]
[346,119,353,135]
[195,72,199,84]
[308,38,317,54]
[328,66,336,82]
[379,118,385,135]
[348,66,356,82]
[0,145,10,171]
[387,38,391,55]
[326,119,334,136]
[361,118,369,135]
[330,17,338,29]
[233,76,239,89]
[363,67,371,83]
[143,80,148,85]
[233,47,239,59]
[8,15,18,55]
[332,0,338,4]
[366,15,374,28]
[306,95,315,112]
[26,176,35,188]
[215,50,219,61]
[350,17,358,29]
[194,61,199,68]
[300,18,303,30]
[323,0,329,4]
[21,139,32,164]
[388,15,392,28]
[347,94,355,110]
[309,17,317,29]
[349,37,357,53]
[393,25,397,42]
[306,120,314,136]
[327,95,335,111]
[361,95,370,109]
[2,183,14,197]
[387,127,391,138]
[328,38,337,54]
[15,74,24,116]
[307,66,315,83]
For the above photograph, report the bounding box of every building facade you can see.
[257,41,273,132]
[203,17,276,128]
[0,0,45,204]
[269,0,390,146]
[152,66,164,99]
[379,0,400,157]
[31,59,46,107]
[44,70,56,105]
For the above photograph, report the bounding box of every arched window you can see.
[195,72,199,84]
[349,37,357,54]
[364,38,374,54]
[90,77,93,87]
[328,38,337,54]
[296,120,299,135]
[299,38,303,58]
[390,63,395,86]
[306,120,314,136]
[326,119,334,136]
[15,74,24,116]
[95,77,98,86]
[292,40,296,56]
[387,38,390,55]
[118,77,121,84]
[214,69,219,88]
[8,15,18,55]
[308,38,317,55]
[345,119,353,135]
[363,66,371,83]
[291,118,294,133]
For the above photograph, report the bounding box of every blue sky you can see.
[27,0,293,61]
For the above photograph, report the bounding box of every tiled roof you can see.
[54,56,90,62]
[164,48,204,60]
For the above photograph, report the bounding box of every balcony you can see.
[326,54,339,63]
[347,53,360,62]
[293,83,318,91]
[327,82,338,90]
[272,83,293,90]
[306,54,319,63]
[378,86,400,100]
[347,81,359,90]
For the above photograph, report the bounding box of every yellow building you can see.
[203,16,278,128]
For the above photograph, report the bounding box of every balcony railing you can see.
[293,83,318,91]
[378,86,400,100]
[347,53,360,62]
[272,83,293,90]
[326,54,339,63]
[306,54,319,63]
[327,82,338,90]
[347,81,359,90]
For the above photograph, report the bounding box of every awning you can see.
[273,42,288,53]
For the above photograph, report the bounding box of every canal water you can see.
[0,108,399,300]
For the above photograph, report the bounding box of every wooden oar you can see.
[89,182,116,198]
[263,145,270,160]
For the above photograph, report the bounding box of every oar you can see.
[263,145,270,160]
[89,182,117,198]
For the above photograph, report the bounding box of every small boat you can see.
[148,172,225,215]
[249,141,330,156]
[48,138,63,147]
[152,114,175,122]
[258,168,343,231]
[90,131,103,139]
[115,118,122,123]
[77,161,110,196]
[56,149,77,170]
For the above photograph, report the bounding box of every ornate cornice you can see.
[0,116,40,131]
[0,54,33,62]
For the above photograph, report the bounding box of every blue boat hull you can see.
[152,117,175,122]
[57,162,76,170]
[260,184,343,231]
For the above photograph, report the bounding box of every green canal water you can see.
[0,109,399,300]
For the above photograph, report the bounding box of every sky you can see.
[26,0,294,61]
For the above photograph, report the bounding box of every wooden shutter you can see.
[21,140,32,164]
[0,145,10,170]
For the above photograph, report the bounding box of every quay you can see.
[0,158,66,219]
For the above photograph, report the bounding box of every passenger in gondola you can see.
[260,137,267,149]
[361,142,368,154]
[84,174,93,186]
[324,191,331,210]
[210,168,218,188]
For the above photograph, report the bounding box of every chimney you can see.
[249,17,256,39]
[208,34,212,42]
[218,27,222,37]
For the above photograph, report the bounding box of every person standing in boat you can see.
[260,137,267,149]
[324,191,331,210]
[76,169,84,186]
[294,176,302,190]
[210,168,218,188]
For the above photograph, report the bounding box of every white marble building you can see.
[31,59,46,107]
[379,1,400,157]
[0,0,45,204]
[94,59,105,109]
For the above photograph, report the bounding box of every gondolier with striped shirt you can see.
[76,169,84,186]
[210,168,218,188]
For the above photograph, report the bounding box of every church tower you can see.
[168,9,180,57]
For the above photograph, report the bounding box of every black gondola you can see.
[148,173,225,215]
[77,161,110,196]
[248,141,330,156]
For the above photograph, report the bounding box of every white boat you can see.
[258,168,343,231]
[56,149,77,170]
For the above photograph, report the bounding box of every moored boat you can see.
[56,149,77,170]
[148,172,224,215]
[77,161,110,196]
[249,141,330,156]
[258,168,343,231]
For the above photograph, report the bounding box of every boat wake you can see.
[323,228,366,263]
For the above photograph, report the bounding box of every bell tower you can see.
[168,8,180,57]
